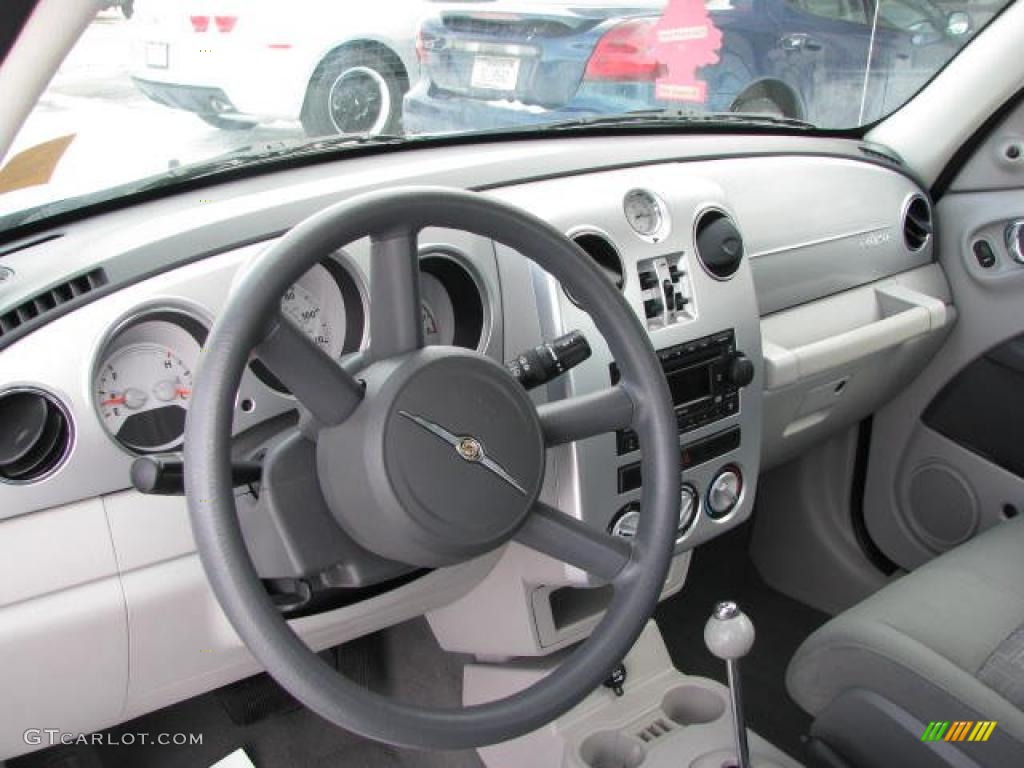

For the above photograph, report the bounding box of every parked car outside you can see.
[130,0,441,135]
[404,0,974,133]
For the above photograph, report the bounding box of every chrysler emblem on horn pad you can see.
[398,410,527,496]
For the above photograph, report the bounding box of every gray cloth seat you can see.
[786,517,1024,766]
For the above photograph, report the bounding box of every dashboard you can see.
[0,133,954,758]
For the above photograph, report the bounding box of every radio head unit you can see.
[612,329,752,454]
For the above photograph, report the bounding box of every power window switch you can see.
[973,240,996,268]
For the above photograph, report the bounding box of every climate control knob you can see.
[610,506,640,539]
[707,467,742,519]
[678,484,699,539]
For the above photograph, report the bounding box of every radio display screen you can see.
[666,363,712,407]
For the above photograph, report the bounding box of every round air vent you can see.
[903,195,933,252]
[0,388,73,483]
[695,210,744,280]
[566,231,624,305]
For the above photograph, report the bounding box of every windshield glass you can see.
[0,0,1012,228]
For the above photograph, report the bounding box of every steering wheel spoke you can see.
[515,501,633,583]
[368,227,424,361]
[254,313,364,426]
[536,384,635,446]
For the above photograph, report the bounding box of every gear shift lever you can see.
[705,601,755,768]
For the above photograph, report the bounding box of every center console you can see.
[426,164,770,766]
[428,164,764,661]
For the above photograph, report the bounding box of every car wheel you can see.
[302,47,406,137]
[731,95,786,119]
[196,113,257,131]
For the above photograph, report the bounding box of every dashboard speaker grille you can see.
[0,268,107,339]
[0,388,73,483]
[903,196,933,252]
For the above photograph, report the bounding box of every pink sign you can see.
[652,0,723,103]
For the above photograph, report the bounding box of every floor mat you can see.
[9,620,483,768]
[655,520,830,762]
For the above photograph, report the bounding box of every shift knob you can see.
[704,601,755,660]
[706,601,755,768]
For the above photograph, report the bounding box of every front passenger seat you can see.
[786,517,1024,767]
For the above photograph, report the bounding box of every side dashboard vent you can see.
[0,268,107,339]
[903,196,933,252]
[0,388,74,483]
[566,231,624,304]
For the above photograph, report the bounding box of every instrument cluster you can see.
[92,249,489,454]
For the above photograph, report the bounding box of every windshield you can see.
[0,0,1012,229]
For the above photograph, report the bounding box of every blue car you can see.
[404,0,972,132]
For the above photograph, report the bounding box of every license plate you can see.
[470,56,520,91]
[145,42,169,69]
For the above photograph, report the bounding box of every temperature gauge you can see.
[95,343,193,453]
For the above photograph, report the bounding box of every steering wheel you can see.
[184,187,680,749]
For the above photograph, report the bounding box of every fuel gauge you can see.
[95,343,193,453]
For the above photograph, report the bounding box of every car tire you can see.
[196,113,257,131]
[731,95,786,118]
[301,47,406,137]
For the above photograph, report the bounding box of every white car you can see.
[131,0,436,135]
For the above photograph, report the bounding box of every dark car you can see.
[404,0,972,132]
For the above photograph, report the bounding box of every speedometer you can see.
[280,263,347,357]
[95,343,193,453]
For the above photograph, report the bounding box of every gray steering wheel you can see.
[184,187,680,749]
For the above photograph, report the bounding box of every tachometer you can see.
[95,342,193,453]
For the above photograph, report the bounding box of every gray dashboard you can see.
[0,132,952,758]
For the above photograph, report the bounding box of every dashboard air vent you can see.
[903,196,933,252]
[0,388,73,483]
[694,210,743,279]
[566,231,624,304]
[0,268,107,339]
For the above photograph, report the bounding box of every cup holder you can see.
[579,730,646,768]
[661,685,727,726]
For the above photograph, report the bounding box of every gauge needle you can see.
[101,395,126,406]
[153,379,190,402]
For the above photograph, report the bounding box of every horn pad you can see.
[318,346,545,567]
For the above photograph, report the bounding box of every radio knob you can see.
[726,352,755,388]
[707,467,742,519]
